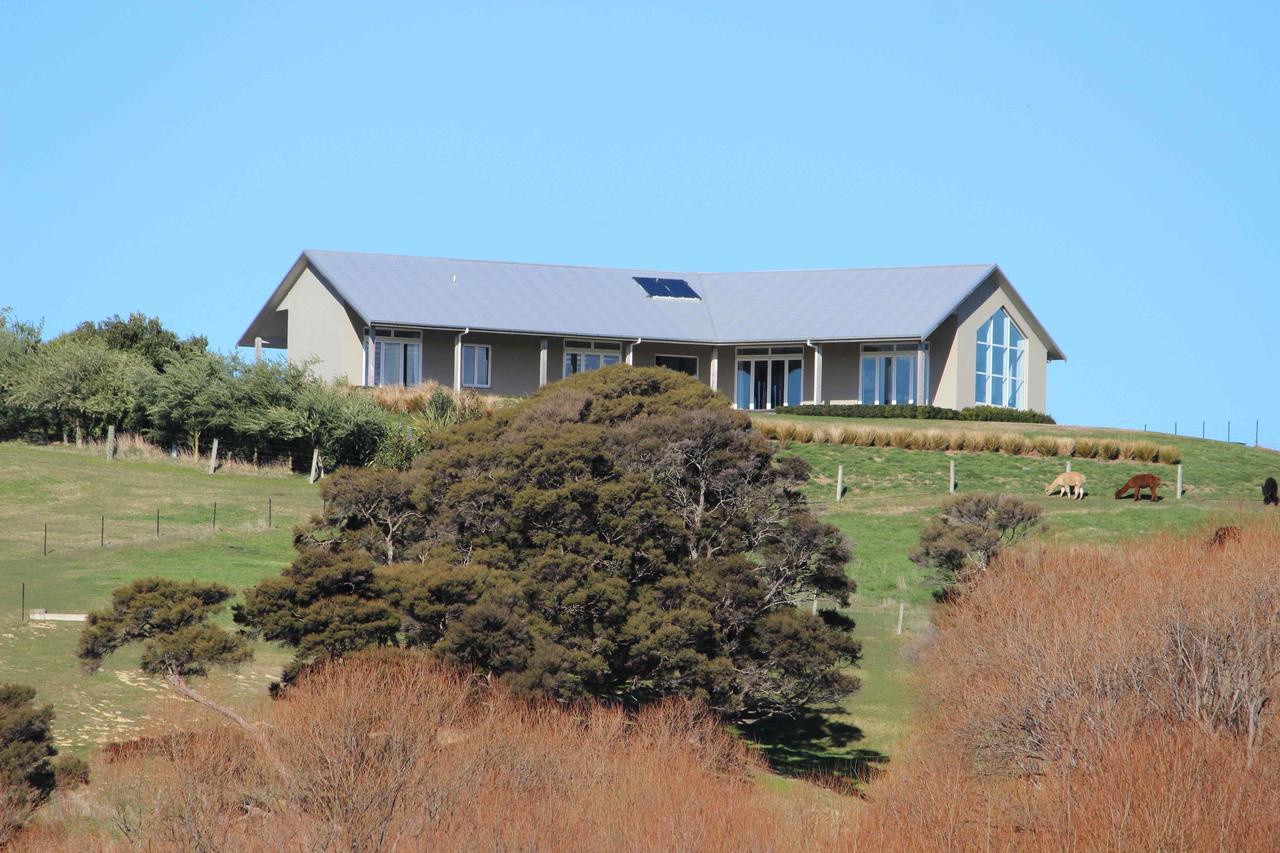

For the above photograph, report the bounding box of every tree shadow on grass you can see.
[739,707,889,790]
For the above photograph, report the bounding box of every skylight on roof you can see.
[634,277,700,300]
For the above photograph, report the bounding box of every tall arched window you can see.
[975,308,1025,408]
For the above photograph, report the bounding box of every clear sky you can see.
[3,1,1277,443]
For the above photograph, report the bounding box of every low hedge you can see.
[775,404,1055,425]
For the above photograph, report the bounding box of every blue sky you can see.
[3,1,1277,443]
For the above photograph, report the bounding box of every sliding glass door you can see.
[734,346,803,410]
[859,343,926,404]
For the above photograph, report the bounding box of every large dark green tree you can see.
[239,367,860,721]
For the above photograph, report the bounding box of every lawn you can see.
[0,441,318,752]
[751,420,1280,775]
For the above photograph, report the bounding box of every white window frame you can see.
[858,343,924,405]
[975,309,1027,409]
[563,339,623,378]
[654,353,699,378]
[733,346,805,411]
[461,343,491,389]
[371,327,423,387]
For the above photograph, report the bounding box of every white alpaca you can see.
[1046,471,1086,500]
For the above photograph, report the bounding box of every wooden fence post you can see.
[106,425,116,460]
[949,460,956,494]
[835,465,844,502]
[310,448,321,484]
[208,438,219,474]
[1176,464,1183,499]
[1065,459,1071,473]
[897,602,905,636]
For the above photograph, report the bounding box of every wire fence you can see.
[1137,419,1268,448]
[0,492,326,557]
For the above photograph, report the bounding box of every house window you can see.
[859,343,926,405]
[654,354,698,377]
[975,309,1025,408]
[461,343,490,388]
[563,340,622,377]
[733,346,803,410]
[372,329,422,386]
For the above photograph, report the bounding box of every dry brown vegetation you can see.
[19,522,1280,850]
[754,418,1182,464]
[849,518,1280,850]
[351,381,506,418]
[22,654,855,850]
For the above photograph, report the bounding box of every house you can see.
[239,251,1065,412]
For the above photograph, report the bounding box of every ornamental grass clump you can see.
[1032,436,1059,457]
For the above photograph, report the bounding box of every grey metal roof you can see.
[241,251,1064,358]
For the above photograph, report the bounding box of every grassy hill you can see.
[0,441,319,752]
[2,424,1277,763]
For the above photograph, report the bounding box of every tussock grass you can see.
[754,419,1184,465]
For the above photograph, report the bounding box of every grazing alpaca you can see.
[1115,473,1161,501]
[1210,526,1241,547]
[1265,477,1279,506]
[1045,471,1086,499]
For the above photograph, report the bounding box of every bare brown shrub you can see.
[47,653,855,850]
[849,518,1280,850]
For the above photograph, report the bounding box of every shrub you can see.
[1157,444,1182,464]
[774,404,1055,425]
[889,429,914,449]
[854,522,1280,849]
[958,405,1055,424]
[909,493,1042,590]
[0,683,57,844]
[66,654,857,850]
[1099,439,1121,461]
[52,755,89,788]
[980,432,1002,453]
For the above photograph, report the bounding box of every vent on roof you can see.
[634,277,700,300]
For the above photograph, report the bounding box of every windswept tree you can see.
[240,367,861,721]
[77,579,290,778]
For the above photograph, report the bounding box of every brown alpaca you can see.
[1115,473,1161,501]
[1045,471,1086,499]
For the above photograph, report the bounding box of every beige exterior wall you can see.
[279,268,366,384]
[930,276,1050,413]
[820,342,860,403]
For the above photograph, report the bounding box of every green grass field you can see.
[2,427,1277,766]
[750,417,1280,773]
[0,442,319,752]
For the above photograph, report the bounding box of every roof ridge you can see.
[304,249,689,276]
[304,249,994,277]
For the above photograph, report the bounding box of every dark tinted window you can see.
[655,354,698,377]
